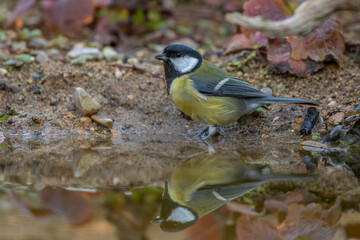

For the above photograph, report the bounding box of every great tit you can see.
[155,44,320,139]
[152,153,314,232]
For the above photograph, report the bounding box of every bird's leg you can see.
[191,126,209,138]
[201,125,217,140]
[203,140,216,153]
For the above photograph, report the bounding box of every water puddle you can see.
[0,134,359,239]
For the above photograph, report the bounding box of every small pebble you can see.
[31,116,43,125]
[0,68,8,76]
[249,127,257,133]
[8,85,21,93]
[51,119,64,128]
[33,90,41,94]
[328,101,336,107]
[291,106,298,111]
[36,51,49,63]
[115,70,123,78]
[272,116,280,122]
[80,117,92,126]
[127,95,134,101]
[67,47,100,58]
[328,112,345,126]
[49,48,60,55]
[103,46,118,61]
[296,119,304,124]
[91,115,113,128]
[73,87,101,117]
[33,72,43,81]
[127,58,138,65]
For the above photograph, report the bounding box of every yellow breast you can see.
[169,76,242,126]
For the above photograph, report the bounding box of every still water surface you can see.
[0,134,359,240]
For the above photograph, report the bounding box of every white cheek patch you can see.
[171,56,199,74]
[167,207,195,223]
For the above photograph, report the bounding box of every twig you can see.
[108,63,165,81]
[5,84,10,114]
[226,0,360,37]
[298,107,320,135]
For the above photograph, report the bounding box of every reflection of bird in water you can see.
[153,153,315,232]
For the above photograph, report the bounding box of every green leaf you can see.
[71,55,93,65]
[176,24,192,35]
[148,10,160,21]
[16,54,31,63]
[132,10,145,25]
[312,133,320,141]
[0,50,7,60]
[5,59,23,67]
[0,115,9,121]
[19,28,41,40]
[0,144,8,150]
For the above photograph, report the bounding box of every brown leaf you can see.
[226,201,260,216]
[288,14,345,63]
[300,140,328,152]
[225,32,268,54]
[236,215,281,240]
[328,112,345,126]
[264,199,288,214]
[285,190,305,204]
[228,0,344,77]
[41,0,95,38]
[243,0,289,20]
[5,0,36,29]
[279,203,341,240]
[41,187,93,226]
[267,39,324,77]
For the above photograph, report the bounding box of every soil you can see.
[1,49,359,141]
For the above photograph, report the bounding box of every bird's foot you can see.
[201,126,217,140]
[190,126,209,139]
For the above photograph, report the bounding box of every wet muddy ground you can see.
[1,51,359,139]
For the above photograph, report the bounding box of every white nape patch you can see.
[212,190,227,201]
[171,56,199,74]
[167,207,195,223]
[214,78,230,91]
[248,103,260,109]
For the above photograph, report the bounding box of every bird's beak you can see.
[151,216,163,225]
[155,53,167,61]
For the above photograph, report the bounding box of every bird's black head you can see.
[155,44,202,89]
[152,182,199,232]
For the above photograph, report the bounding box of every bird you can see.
[152,153,315,232]
[155,44,319,139]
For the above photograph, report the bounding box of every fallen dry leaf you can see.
[236,215,280,240]
[41,0,95,38]
[300,140,328,152]
[227,0,345,77]
[5,0,36,29]
[278,202,341,240]
[288,14,345,64]
[328,112,345,126]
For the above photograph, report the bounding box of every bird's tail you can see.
[260,96,320,105]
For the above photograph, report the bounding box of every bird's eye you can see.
[176,53,182,57]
